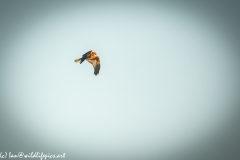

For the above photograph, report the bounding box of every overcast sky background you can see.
[0,1,240,160]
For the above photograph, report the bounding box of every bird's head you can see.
[91,51,97,55]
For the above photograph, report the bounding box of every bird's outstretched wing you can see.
[79,50,92,64]
[87,58,100,75]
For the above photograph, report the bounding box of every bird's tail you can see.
[74,58,81,63]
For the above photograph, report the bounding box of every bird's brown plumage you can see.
[74,50,100,75]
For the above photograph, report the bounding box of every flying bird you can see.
[74,50,101,75]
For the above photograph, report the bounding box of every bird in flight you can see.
[74,50,101,75]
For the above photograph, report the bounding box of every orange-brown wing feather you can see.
[86,56,100,75]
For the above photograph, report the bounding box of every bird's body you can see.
[75,50,101,75]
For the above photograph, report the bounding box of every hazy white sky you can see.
[2,1,240,160]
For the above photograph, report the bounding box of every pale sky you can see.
[1,1,240,160]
